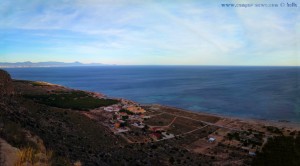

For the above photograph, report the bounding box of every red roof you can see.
[151,133,161,138]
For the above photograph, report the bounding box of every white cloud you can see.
[0,0,298,65]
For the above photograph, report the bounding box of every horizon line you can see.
[0,61,299,67]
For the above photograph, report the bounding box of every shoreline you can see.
[44,81,300,128]
[145,104,300,130]
[139,103,300,129]
[13,79,300,130]
[5,76,300,165]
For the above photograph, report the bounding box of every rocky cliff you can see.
[0,69,14,96]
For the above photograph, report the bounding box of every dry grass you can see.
[145,113,176,126]
[15,147,35,165]
[15,147,52,166]
[74,161,82,166]
[159,106,220,123]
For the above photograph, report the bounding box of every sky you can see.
[0,0,299,65]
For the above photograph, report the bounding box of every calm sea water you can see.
[5,66,300,122]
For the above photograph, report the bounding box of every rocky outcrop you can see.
[0,70,14,96]
[0,138,19,166]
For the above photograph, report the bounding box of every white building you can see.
[208,137,216,143]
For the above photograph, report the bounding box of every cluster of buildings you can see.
[101,99,176,142]
[102,100,148,134]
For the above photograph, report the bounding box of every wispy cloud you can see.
[0,0,298,65]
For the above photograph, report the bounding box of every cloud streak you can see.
[0,0,298,65]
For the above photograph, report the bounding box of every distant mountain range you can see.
[0,61,106,68]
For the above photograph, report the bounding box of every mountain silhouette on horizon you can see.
[0,61,105,68]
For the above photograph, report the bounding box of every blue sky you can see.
[0,0,299,65]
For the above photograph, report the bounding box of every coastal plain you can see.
[0,70,299,165]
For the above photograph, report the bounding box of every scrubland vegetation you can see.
[1,76,299,165]
[24,91,118,110]
[252,134,300,166]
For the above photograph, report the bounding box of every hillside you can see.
[0,69,299,165]
[0,70,14,96]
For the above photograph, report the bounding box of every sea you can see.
[5,66,300,123]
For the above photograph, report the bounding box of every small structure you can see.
[104,105,121,112]
[161,132,175,139]
[208,137,216,143]
[249,151,256,156]
[114,122,120,128]
[142,115,151,119]
[114,127,130,133]
[150,127,164,132]
[131,122,145,128]
[117,119,125,123]
[248,149,256,156]
[241,146,250,151]
[104,106,114,112]
[118,112,128,116]
[129,115,142,120]
[150,133,162,141]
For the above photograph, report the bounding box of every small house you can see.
[208,137,216,143]
[249,151,256,156]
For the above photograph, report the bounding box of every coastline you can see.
[6,66,300,127]
[144,104,300,130]
[74,87,300,129]
[154,104,300,129]
[80,86,300,131]
[15,79,300,130]
[3,76,300,165]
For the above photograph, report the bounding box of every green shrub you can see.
[24,91,118,110]
[252,135,300,166]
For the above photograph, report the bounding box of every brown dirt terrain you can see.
[0,138,19,166]
[1,69,299,165]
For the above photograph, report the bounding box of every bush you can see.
[119,109,134,115]
[252,135,300,166]
[24,91,118,111]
